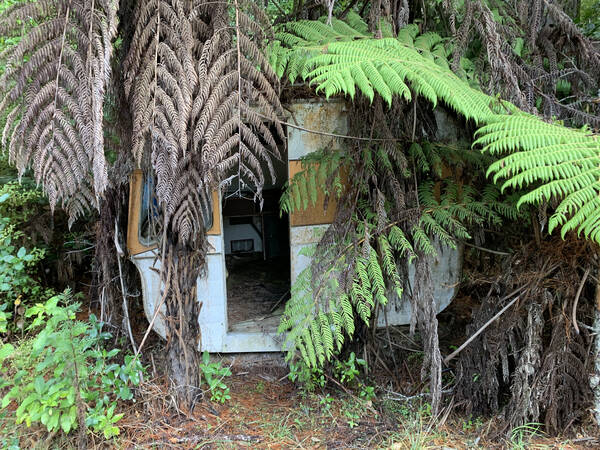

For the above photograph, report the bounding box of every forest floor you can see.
[3,286,598,448]
[109,348,598,450]
[3,336,599,449]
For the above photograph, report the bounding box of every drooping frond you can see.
[477,112,600,242]
[278,140,518,370]
[196,0,284,202]
[0,0,119,217]
[124,0,283,244]
[123,0,207,243]
[269,16,496,123]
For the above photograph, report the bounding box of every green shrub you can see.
[200,352,232,404]
[0,291,144,439]
[0,186,49,334]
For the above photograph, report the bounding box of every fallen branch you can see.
[572,266,590,335]
[114,220,138,355]
[443,295,520,365]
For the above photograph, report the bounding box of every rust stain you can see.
[287,100,347,157]
[288,161,338,227]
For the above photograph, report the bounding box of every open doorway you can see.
[221,139,290,333]
[222,191,290,332]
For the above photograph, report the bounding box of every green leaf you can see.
[60,413,74,434]
[34,376,46,395]
[0,344,14,363]
[118,386,132,400]
[17,247,26,258]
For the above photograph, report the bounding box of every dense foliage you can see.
[0,0,598,441]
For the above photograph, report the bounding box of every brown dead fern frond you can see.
[0,0,119,218]
[124,0,283,244]
[196,0,284,202]
[455,238,596,434]
[447,0,600,126]
[123,0,206,243]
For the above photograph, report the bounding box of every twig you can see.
[443,295,520,365]
[460,240,512,256]
[135,228,171,359]
[269,289,289,313]
[114,220,139,356]
[572,266,590,335]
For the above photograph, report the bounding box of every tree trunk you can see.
[94,186,125,329]
[163,240,204,410]
[591,275,600,426]
[411,254,442,414]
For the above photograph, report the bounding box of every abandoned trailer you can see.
[126,99,462,353]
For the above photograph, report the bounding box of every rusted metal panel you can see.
[127,171,220,255]
[288,161,338,226]
[206,190,221,235]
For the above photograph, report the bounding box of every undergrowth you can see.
[0,157,144,445]
[0,291,143,440]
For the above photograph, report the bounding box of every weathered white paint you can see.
[377,241,462,327]
[131,200,282,352]
[290,225,328,283]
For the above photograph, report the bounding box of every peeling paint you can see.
[287,99,348,160]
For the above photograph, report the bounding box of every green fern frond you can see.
[479,112,600,242]
[281,149,345,214]
[269,17,494,120]
[397,24,420,45]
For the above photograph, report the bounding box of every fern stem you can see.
[235,0,242,196]
[148,3,160,164]
[254,110,398,141]
[50,4,71,151]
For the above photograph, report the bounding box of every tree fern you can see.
[477,112,600,242]
[0,0,119,221]
[279,140,518,368]
[269,16,495,121]
[280,149,345,214]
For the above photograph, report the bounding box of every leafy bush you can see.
[0,185,49,334]
[0,291,144,439]
[288,352,376,401]
[200,352,232,404]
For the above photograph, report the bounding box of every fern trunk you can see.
[163,241,204,409]
[592,276,600,427]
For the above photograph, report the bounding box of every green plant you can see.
[461,414,483,433]
[199,352,232,404]
[0,291,143,439]
[510,423,545,449]
[478,112,600,244]
[344,408,359,428]
[287,361,326,391]
[269,14,495,119]
[333,352,375,401]
[274,14,521,375]
[0,186,49,334]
